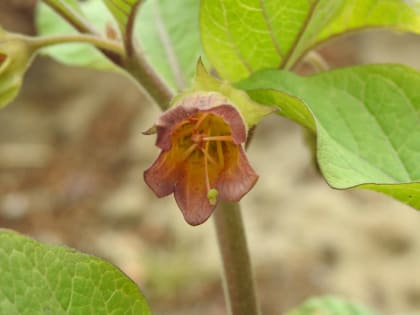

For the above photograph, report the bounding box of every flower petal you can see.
[155,105,196,150]
[155,93,247,149]
[174,160,217,225]
[217,146,258,202]
[144,150,182,197]
[206,105,247,144]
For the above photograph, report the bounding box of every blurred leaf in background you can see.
[285,296,378,315]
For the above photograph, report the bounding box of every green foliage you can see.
[0,229,151,315]
[136,0,201,91]
[238,65,420,210]
[200,0,420,81]
[285,296,377,315]
[36,0,201,91]
[36,1,118,71]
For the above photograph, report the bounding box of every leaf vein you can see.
[258,0,284,57]
[219,0,253,74]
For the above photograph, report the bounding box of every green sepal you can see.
[0,28,37,109]
[171,59,275,128]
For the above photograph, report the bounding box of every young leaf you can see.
[286,296,377,315]
[0,229,151,315]
[237,64,420,210]
[200,0,420,81]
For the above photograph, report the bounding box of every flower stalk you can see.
[214,201,260,315]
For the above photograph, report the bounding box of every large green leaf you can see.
[200,0,420,82]
[285,296,377,315]
[237,64,420,209]
[36,0,201,91]
[0,229,151,315]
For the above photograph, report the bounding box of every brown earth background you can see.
[1,2,420,315]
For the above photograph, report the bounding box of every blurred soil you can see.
[1,4,420,315]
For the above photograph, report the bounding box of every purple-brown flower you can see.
[144,92,258,225]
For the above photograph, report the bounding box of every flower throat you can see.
[173,112,234,204]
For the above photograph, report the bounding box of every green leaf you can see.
[36,1,118,72]
[200,0,420,82]
[289,0,420,69]
[285,296,378,315]
[0,229,151,315]
[237,64,420,209]
[36,0,201,91]
[136,0,201,91]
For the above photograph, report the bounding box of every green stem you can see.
[27,35,124,56]
[42,0,98,34]
[124,0,145,57]
[213,201,260,315]
[124,52,173,110]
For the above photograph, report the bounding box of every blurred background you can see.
[1,1,420,314]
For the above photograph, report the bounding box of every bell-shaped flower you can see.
[144,92,258,225]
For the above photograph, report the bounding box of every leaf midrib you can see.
[153,0,186,90]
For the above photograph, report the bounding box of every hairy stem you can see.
[214,201,260,315]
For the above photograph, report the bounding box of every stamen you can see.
[200,147,218,165]
[203,141,211,192]
[194,113,209,130]
[176,124,195,139]
[181,144,198,161]
[202,135,234,142]
[216,140,224,168]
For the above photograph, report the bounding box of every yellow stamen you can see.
[194,113,209,130]
[216,140,224,168]
[202,135,234,142]
[203,141,210,192]
[181,144,198,161]
[201,146,218,165]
